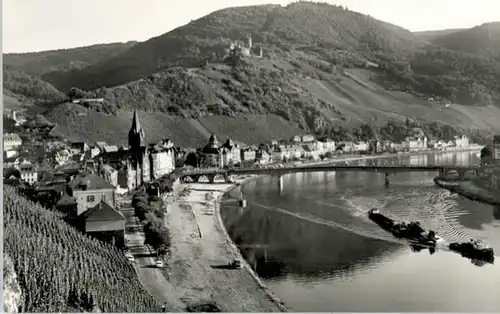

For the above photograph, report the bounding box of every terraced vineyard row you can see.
[3,186,163,312]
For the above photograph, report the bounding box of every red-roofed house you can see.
[68,172,116,215]
[78,200,125,247]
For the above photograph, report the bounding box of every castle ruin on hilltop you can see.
[227,34,263,58]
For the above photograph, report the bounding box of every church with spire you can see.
[98,110,176,190]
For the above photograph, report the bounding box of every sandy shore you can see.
[162,176,285,312]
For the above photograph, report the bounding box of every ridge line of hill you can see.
[3,2,500,146]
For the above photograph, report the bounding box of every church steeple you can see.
[128,109,145,150]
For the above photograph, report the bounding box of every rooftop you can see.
[56,193,78,206]
[69,172,115,191]
[80,200,124,222]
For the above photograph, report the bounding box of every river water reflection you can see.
[220,151,500,312]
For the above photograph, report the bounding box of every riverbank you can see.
[285,146,482,167]
[434,177,500,206]
[160,150,478,311]
[162,177,285,312]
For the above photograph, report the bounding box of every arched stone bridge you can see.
[180,164,480,186]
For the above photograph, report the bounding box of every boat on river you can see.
[449,240,495,263]
[368,208,443,247]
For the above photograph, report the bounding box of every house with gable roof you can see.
[77,200,125,248]
[68,171,116,215]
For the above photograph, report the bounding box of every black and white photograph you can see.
[2,0,500,312]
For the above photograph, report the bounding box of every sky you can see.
[3,0,500,53]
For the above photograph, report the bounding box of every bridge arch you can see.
[213,173,226,183]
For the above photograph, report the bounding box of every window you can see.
[87,195,95,203]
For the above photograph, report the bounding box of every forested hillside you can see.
[4,41,137,76]
[428,22,500,57]
[41,3,423,90]
[3,66,66,104]
[5,2,500,145]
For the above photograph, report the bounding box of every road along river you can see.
[220,151,500,312]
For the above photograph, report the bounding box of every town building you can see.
[98,110,176,190]
[302,144,320,160]
[68,172,116,215]
[338,141,355,153]
[454,135,470,148]
[291,135,302,143]
[323,139,336,152]
[200,135,224,168]
[77,200,126,248]
[3,133,22,151]
[221,139,241,166]
[103,145,118,153]
[405,136,428,151]
[4,150,17,159]
[494,135,500,160]
[301,135,315,143]
[100,164,119,187]
[256,150,270,164]
[270,147,285,163]
[241,147,257,164]
[19,163,38,184]
[353,141,369,152]
[70,142,89,154]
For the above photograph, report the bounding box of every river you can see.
[220,151,500,312]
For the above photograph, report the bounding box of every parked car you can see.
[229,258,242,269]
[156,260,164,268]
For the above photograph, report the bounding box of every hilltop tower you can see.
[128,110,147,187]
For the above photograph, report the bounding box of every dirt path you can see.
[164,184,284,312]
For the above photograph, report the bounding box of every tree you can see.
[4,167,21,179]
[480,145,493,165]
[359,123,374,141]
[184,152,201,168]
[143,213,170,254]
[405,117,411,129]
[132,192,149,221]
